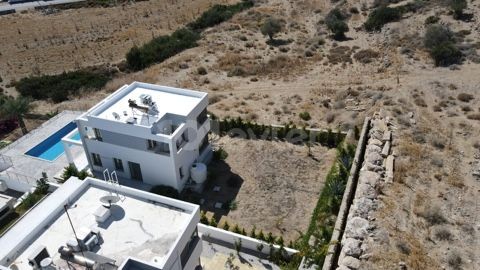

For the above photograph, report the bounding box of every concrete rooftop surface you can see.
[0,178,198,270]
[89,82,207,125]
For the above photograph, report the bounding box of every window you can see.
[93,128,103,141]
[179,167,184,179]
[113,158,124,171]
[181,131,189,142]
[196,108,207,128]
[180,229,199,267]
[199,134,209,153]
[147,139,157,150]
[92,153,102,166]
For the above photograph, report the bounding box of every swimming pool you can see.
[25,122,81,161]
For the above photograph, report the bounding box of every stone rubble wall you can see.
[336,113,394,270]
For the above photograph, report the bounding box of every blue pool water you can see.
[25,122,81,161]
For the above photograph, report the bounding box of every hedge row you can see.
[15,69,112,103]
[126,1,254,71]
[0,179,49,235]
[300,143,356,266]
[187,1,254,31]
[213,117,345,148]
[364,1,424,31]
[126,28,200,71]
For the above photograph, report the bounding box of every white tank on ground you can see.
[190,163,207,184]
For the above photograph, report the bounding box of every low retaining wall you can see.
[334,113,394,270]
[320,117,371,270]
[198,223,298,257]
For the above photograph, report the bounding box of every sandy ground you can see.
[203,136,336,242]
[1,0,480,268]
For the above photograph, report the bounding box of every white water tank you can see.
[190,163,207,184]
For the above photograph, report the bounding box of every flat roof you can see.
[0,177,198,270]
[89,82,207,126]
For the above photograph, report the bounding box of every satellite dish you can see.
[112,112,120,120]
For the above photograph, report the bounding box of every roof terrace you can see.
[85,82,207,128]
[0,177,199,270]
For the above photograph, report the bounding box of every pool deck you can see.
[0,111,85,186]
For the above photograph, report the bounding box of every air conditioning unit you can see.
[139,94,153,105]
[27,246,50,269]
[84,234,99,251]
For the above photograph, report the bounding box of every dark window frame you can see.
[92,153,102,166]
[113,158,124,171]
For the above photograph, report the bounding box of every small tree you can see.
[258,230,265,241]
[325,9,349,40]
[35,177,50,195]
[223,221,230,231]
[260,17,282,41]
[209,217,218,227]
[424,25,461,66]
[450,0,467,20]
[266,232,275,243]
[250,226,257,238]
[0,96,34,135]
[200,211,209,225]
[233,224,241,234]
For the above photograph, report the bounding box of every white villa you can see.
[0,177,203,270]
[64,82,211,191]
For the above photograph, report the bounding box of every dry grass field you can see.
[203,136,337,242]
[0,0,236,93]
[1,0,479,268]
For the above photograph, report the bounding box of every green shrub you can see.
[299,111,311,121]
[227,66,247,77]
[150,185,180,199]
[213,147,228,160]
[16,69,111,103]
[126,28,200,71]
[209,217,218,227]
[35,178,49,195]
[424,24,455,49]
[364,6,402,31]
[223,221,230,230]
[424,25,461,66]
[424,24,462,66]
[17,192,43,212]
[228,200,238,210]
[187,1,254,31]
[325,9,349,40]
[450,0,467,20]
[197,66,207,75]
[61,164,91,182]
[260,17,282,41]
[430,42,462,66]
[200,211,209,224]
[424,15,440,25]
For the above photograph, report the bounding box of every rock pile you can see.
[337,114,394,270]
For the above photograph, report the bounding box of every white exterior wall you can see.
[75,83,210,191]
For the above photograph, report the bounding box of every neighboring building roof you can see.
[82,82,208,127]
[0,177,199,270]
